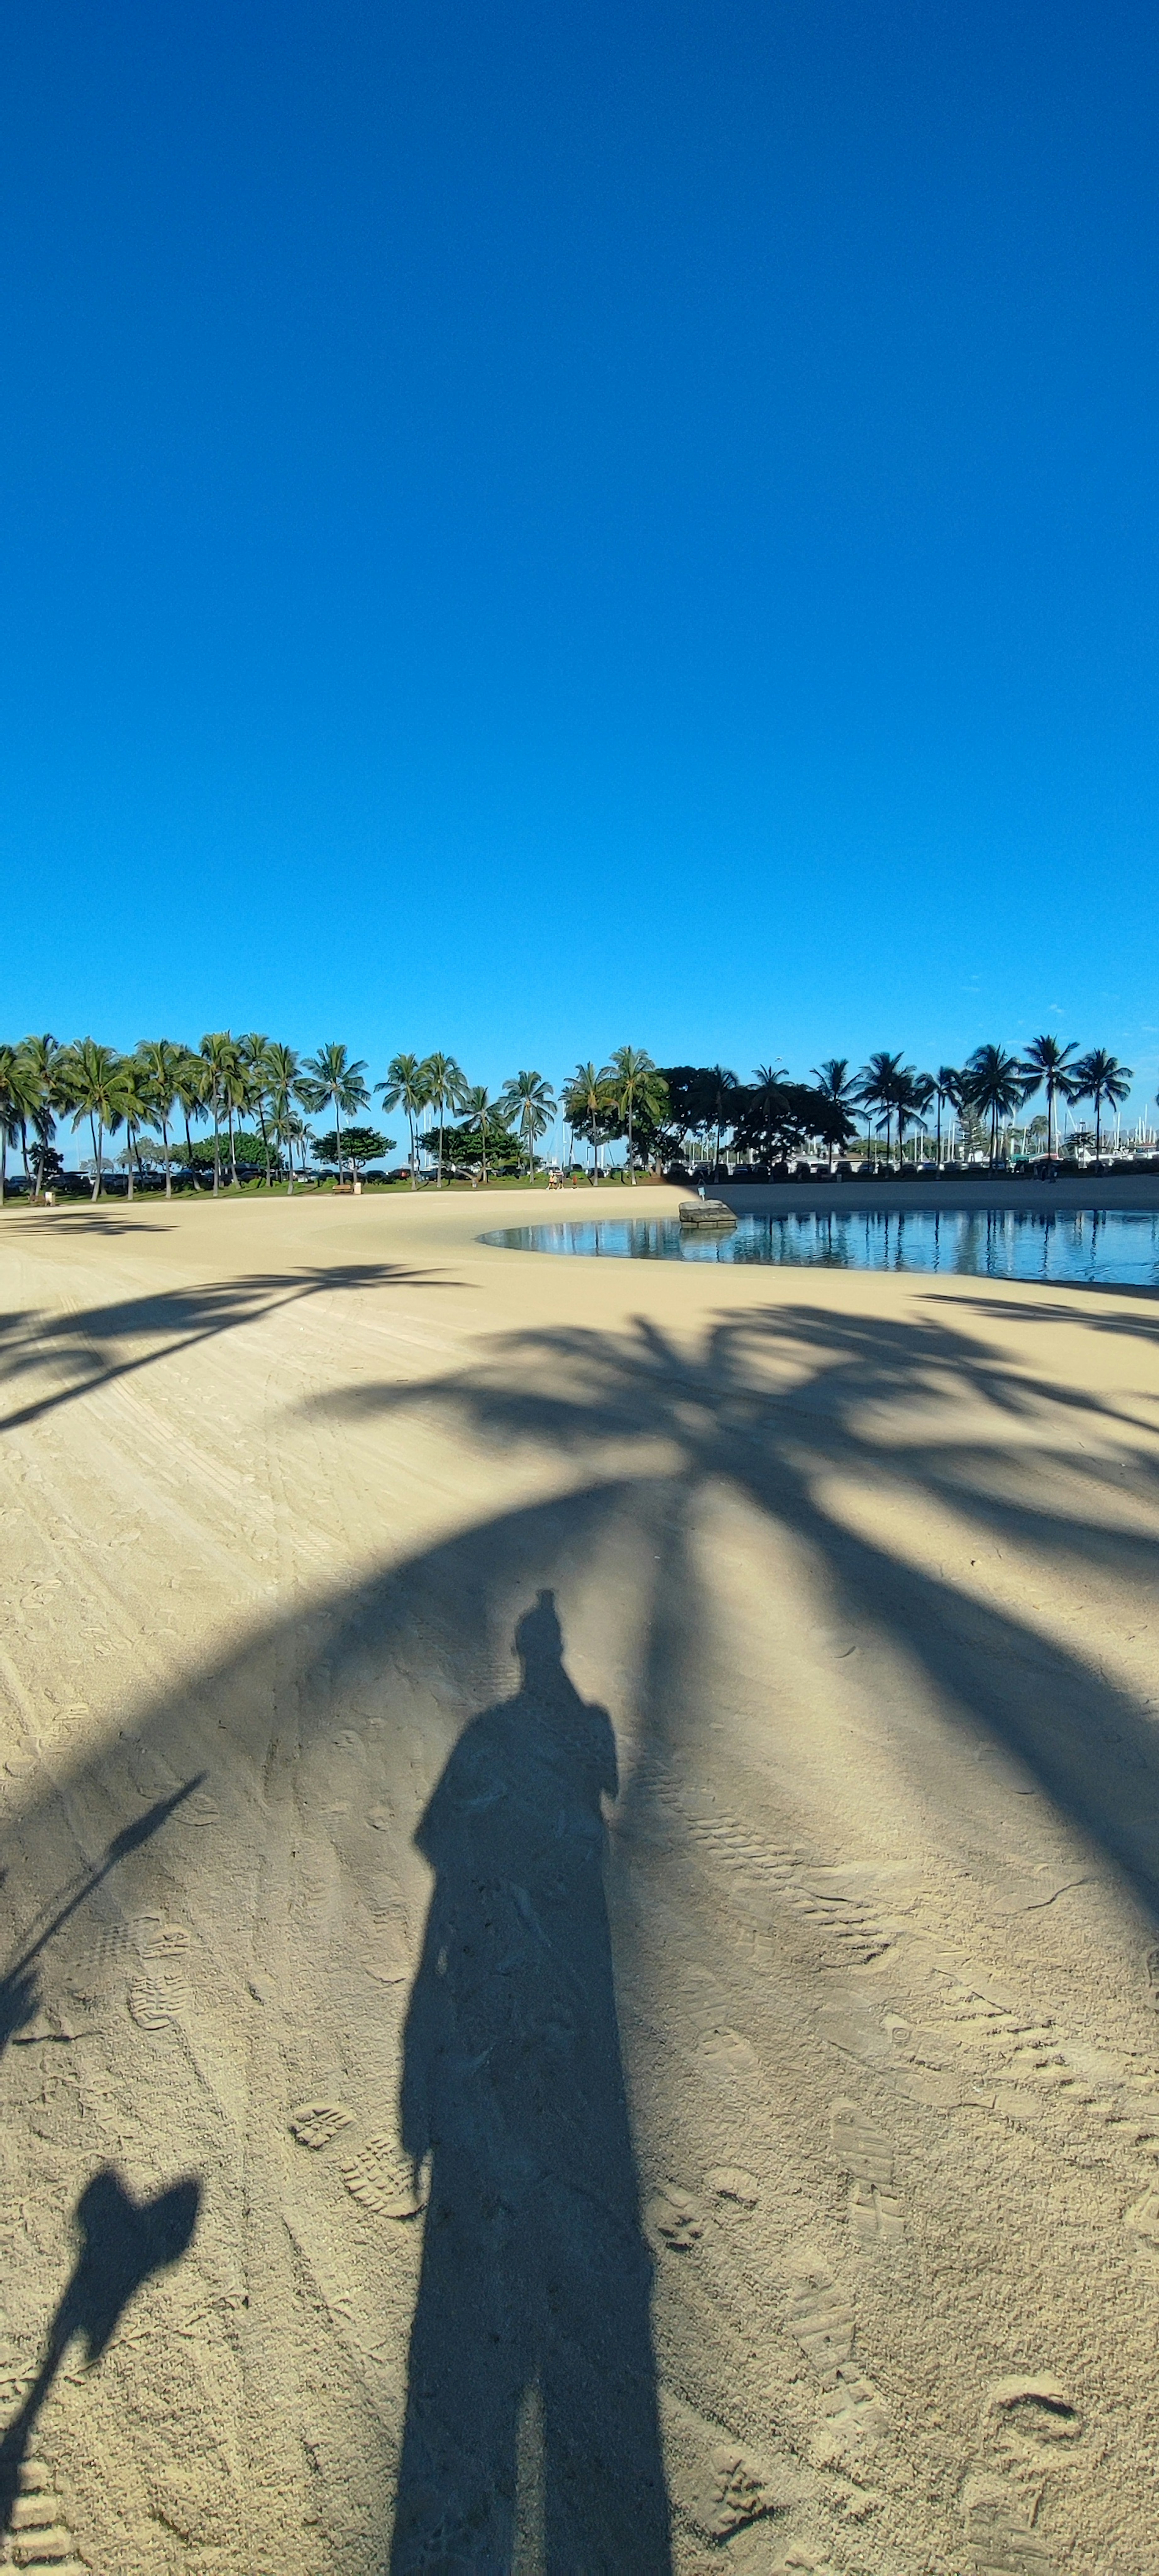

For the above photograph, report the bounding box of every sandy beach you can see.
[1,1184,1157,2573]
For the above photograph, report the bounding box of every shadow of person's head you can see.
[514,1585,565,1687]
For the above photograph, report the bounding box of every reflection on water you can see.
[484,1207,1159,1286]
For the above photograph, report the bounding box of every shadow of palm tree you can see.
[391,1590,670,2571]
[310,1297,1159,1912]
[0,1262,463,1434]
[0,2167,200,2527]
[3,1293,1159,2559]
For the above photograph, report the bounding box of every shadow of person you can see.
[0,2166,200,2526]
[391,1591,671,2573]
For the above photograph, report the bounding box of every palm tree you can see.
[261,1043,302,1191]
[0,1046,41,1205]
[135,1040,185,1198]
[895,1071,934,1169]
[500,1070,555,1182]
[604,1046,657,1184]
[1071,1048,1133,1169]
[238,1033,274,1187]
[703,1065,739,1174]
[931,1066,963,1169]
[199,1033,241,1194]
[855,1052,907,1166]
[963,1044,1027,1169]
[810,1059,857,1171]
[418,1054,466,1187]
[376,1054,430,1186]
[1018,1035,1080,1163]
[173,1050,207,1183]
[562,1062,607,1177]
[300,1044,371,1187]
[59,1040,127,1198]
[13,1035,64,1196]
[117,1058,155,1202]
[746,1063,790,1167]
[462,1084,495,1184]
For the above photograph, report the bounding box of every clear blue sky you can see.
[2,1,1157,1110]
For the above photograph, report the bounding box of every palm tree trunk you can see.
[228,1104,238,1187]
[126,1134,134,1202]
[1046,1081,1054,1161]
[1095,1096,1102,1166]
[96,1118,104,1199]
[163,1119,172,1199]
[628,1101,636,1183]
[212,1105,220,1195]
[182,1107,193,1179]
[408,1110,417,1186]
[256,1096,271,1188]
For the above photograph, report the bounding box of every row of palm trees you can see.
[0,1034,595,1201]
[0,1029,1140,1201]
[811,1038,1134,1169]
[0,1033,380,1202]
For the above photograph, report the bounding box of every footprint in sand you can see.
[3,2455,87,2575]
[830,2101,903,2246]
[127,1967,192,2033]
[290,2100,355,2151]
[646,2184,704,2250]
[786,2270,886,2437]
[704,2165,759,2209]
[962,2477,1055,2571]
[699,2027,760,2083]
[984,2377,1081,2460]
[341,2134,427,2218]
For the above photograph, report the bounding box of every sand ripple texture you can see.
[0,1187,1156,2569]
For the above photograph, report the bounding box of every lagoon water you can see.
[485,1205,1159,1285]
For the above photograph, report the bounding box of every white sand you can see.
[1,1186,1157,2571]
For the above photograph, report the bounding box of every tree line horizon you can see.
[0,1031,1142,1201]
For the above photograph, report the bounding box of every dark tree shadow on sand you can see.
[0,1261,461,1435]
[0,2167,200,2525]
[390,1590,670,2575]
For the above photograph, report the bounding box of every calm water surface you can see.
[483,1208,1159,1286]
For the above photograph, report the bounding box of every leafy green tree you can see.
[376,1054,430,1186]
[499,1069,555,1180]
[1071,1048,1132,1167]
[1018,1035,1080,1162]
[135,1040,186,1198]
[310,1126,393,1171]
[59,1040,127,1199]
[963,1044,1028,1168]
[417,1053,466,1186]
